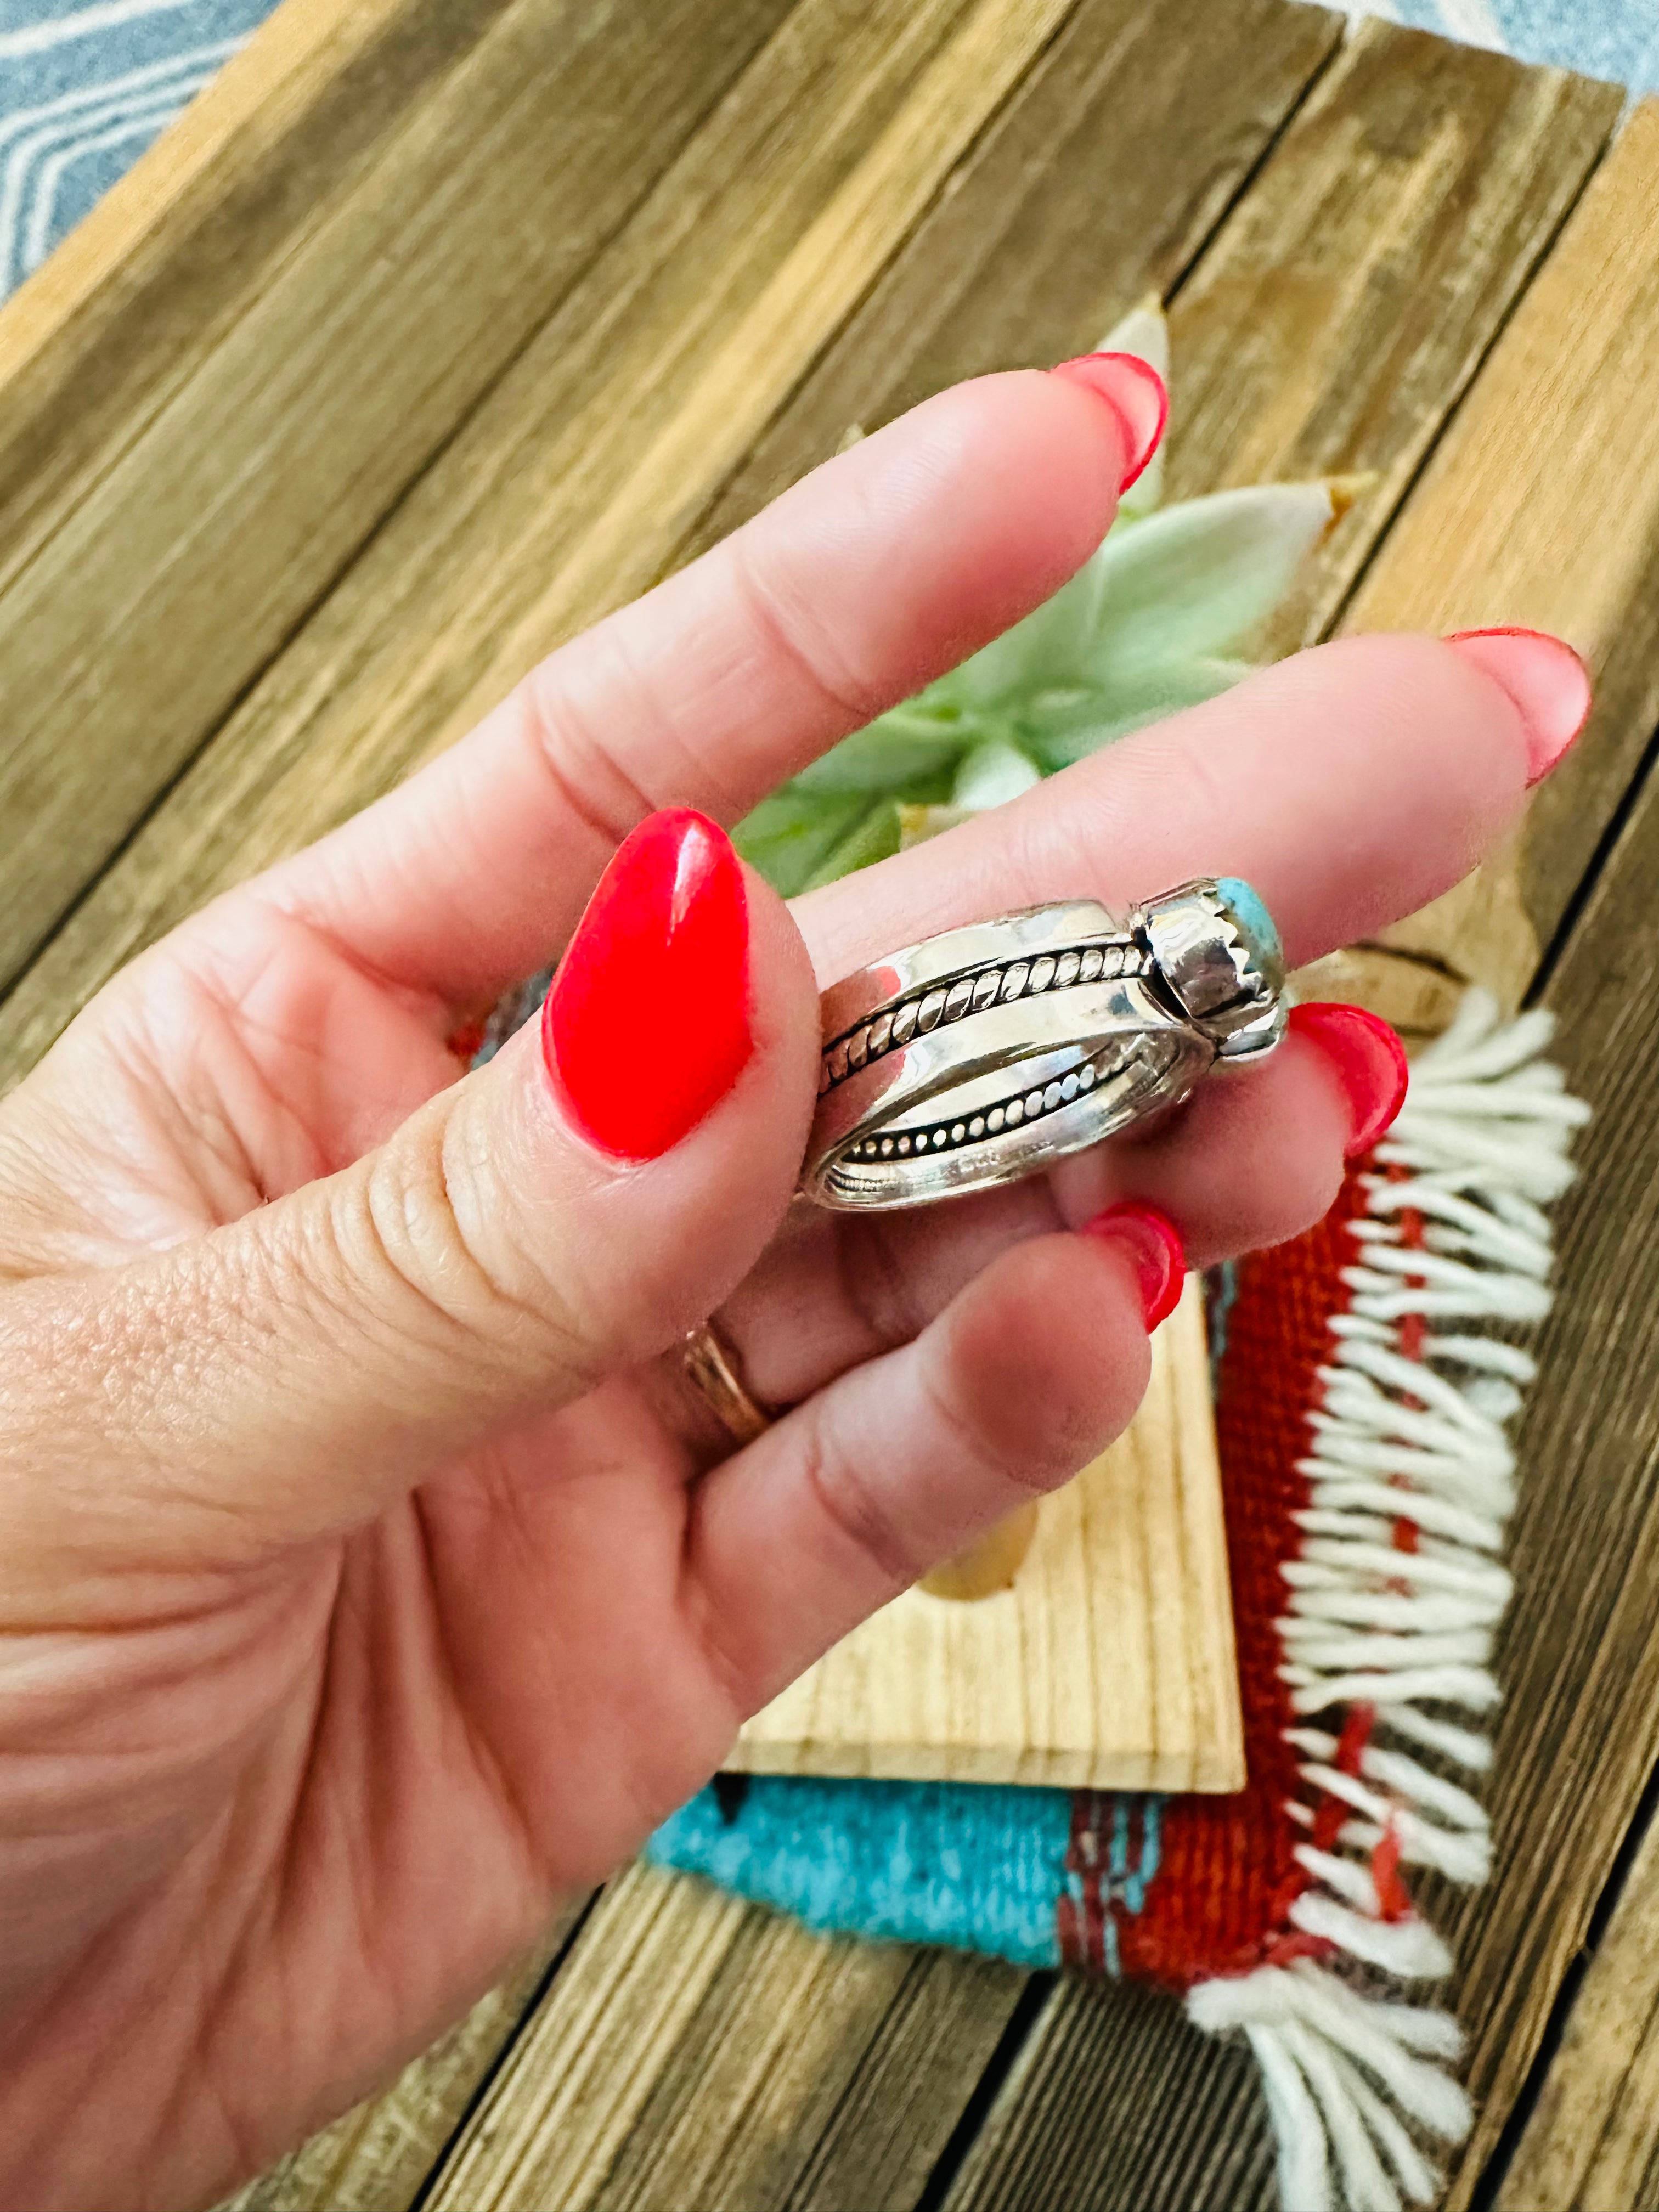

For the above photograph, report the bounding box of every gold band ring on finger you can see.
[681,1321,774,1446]
[801,879,1286,1212]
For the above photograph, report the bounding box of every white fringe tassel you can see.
[1186,990,1588,2212]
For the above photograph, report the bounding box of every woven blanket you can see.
[2,0,1657,309]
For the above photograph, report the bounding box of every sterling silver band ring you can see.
[800,878,1287,1211]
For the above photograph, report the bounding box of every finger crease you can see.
[797,1397,923,1591]
[729,537,884,729]
[520,676,658,859]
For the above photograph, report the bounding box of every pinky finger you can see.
[682,1217,1174,1713]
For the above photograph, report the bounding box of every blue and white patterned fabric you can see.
[2,0,1656,308]
[1347,0,1659,93]
[0,0,267,299]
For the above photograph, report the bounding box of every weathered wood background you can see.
[5,0,1659,2203]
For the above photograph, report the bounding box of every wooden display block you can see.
[731,1277,1244,1793]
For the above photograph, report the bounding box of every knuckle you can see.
[339,1101,592,1390]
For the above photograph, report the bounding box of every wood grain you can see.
[1163,21,1621,654]
[0,0,802,998]
[868,45,1649,2212]
[0,0,515,582]
[943,1974,1274,2212]
[1346,99,1659,1007]
[422,1863,1025,2212]
[735,1280,1244,1792]
[12,1,1651,2205]
[691,14,1618,661]
[685,0,1347,554]
[0,0,1066,1090]
[1495,1807,1659,2210]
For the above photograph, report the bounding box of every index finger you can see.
[255,363,1157,1003]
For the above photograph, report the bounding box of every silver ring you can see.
[800,878,1286,1211]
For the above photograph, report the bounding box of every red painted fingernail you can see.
[1049,352,1169,492]
[543,809,751,1158]
[1444,628,1592,786]
[1084,1201,1185,1330]
[1289,1002,1409,1159]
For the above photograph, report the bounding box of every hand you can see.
[0,362,1582,2209]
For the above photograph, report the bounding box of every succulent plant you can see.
[735,301,1362,896]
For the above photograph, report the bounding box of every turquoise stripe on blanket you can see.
[646,1776,1076,1968]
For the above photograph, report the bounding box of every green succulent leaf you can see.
[1077,481,1337,674]
[788,703,973,795]
[1019,656,1255,770]
[733,295,1364,896]
[732,787,873,898]
[951,737,1042,808]
[799,796,906,890]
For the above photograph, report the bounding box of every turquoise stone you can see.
[1216,876,1284,990]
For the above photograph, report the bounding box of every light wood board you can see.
[733,1279,1243,1791]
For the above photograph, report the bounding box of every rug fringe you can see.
[1186,989,1588,2212]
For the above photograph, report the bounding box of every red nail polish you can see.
[1048,352,1169,493]
[1289,1002,1409,1159]
[1444,627,1592,786]
[543,809,751,1158]
[1085,1201,1185,1330]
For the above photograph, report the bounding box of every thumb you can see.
[0,811,820,1575]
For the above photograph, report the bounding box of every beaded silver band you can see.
[800,880,1286,1211]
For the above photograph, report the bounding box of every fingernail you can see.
[543,809,751,1158]
[1048,352,1169,493]
[1444,627,1592,787]
[1289,1002,1409,1159]
[1084,1201,1185,1330]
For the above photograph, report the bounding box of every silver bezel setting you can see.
[800,881,1286,1211]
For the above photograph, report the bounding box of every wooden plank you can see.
[943,1975,1274,2212]
[688,13,1617,661]
[735,1280,1245,1792]
[0,0,801,997]
[941,100,1659,2204]
[684,0,1347,555]
[217,1904,585,2212]
[873,42,1645,2212]
[0,0,515,581]
[19,8,1637,2203]
[1345,99,1659,1009]
[1493,1806,1659,2210]
[422,1863,1024,2212]
[0,0,1065,1091]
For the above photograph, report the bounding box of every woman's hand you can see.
[0,363,1584,2209]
